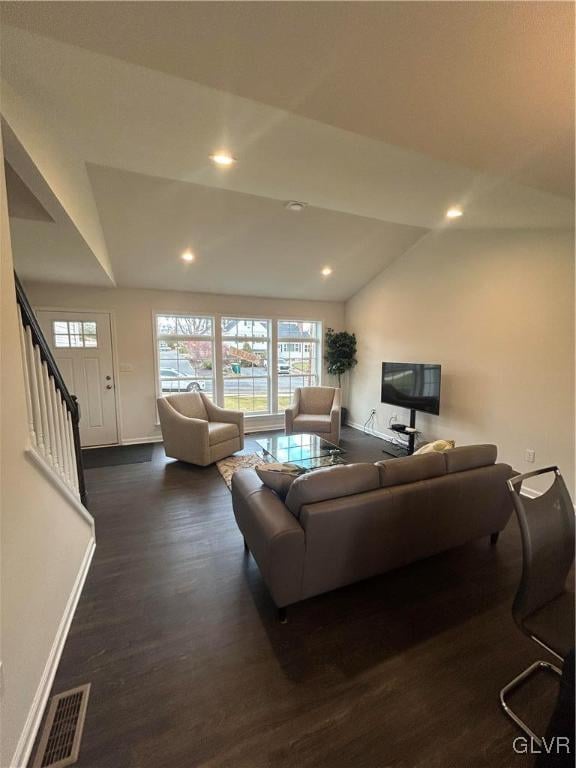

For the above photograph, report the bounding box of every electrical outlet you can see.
[370,408,376,416]
[391,413,398,424]
[524,449,536,463]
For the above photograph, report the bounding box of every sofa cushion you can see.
[299,387,336,415]
[413,439,455,455]
[208,421,239,445]
[285,463,380,519]
[255,464,302,499]
[376,452,446,488]
[444,444,497,473]
[166,392,208,420]
[293,414,331,432]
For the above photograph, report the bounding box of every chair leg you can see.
[243,537,249,553]
[500,660,562,745]
[490,532,500,545]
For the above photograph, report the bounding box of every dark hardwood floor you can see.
[38,427,558,768]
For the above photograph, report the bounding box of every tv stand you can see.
[382,409,417,457]
[381,440,409,458]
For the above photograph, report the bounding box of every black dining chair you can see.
[500,467,575,744]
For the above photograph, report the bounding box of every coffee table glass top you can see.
[255,433,345,470]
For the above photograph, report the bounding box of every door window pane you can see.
[52,320,99,348]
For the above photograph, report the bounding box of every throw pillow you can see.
[255,463,303,499]
[414,439,455,455]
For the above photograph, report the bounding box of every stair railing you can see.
[14,273,87,506]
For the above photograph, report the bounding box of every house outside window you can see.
[221,317,271,414]
[277,320,321,410]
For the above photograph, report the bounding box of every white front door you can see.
[37,310,119,447]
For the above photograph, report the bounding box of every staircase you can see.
[14,273,86,505]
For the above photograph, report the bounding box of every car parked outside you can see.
[160,367,206,393]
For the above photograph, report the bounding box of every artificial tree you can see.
[324,327,357,393]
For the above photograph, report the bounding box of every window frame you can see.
[154,312,216,401]
[221,317,272,415]
[276,320,322,413]
[52,319,99,349]
[153,312,323,417]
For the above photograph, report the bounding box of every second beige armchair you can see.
[157,392,244,466]
[285,386,341,446]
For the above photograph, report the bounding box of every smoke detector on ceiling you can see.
[284,200,308,212]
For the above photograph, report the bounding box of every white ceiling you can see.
[1,6,573,301]
[87,164,426,301]
[2,1,573,197]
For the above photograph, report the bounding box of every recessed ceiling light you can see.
[446,207,463,219]
[181,250,195,263]
[321,266,333,277]
[285,200,308,212]
[209,152,236,167]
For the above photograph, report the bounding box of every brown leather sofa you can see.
[232,445,514,615]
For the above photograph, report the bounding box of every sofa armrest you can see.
[204,397,244,429]
[329,393,341,444]
[232,469,305,607]
[284,405,298,434]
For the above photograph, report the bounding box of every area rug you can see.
[82,442,155,469]
[216,453,264,490]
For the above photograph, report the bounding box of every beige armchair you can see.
[285,386,341,446]
[157,392,244,466]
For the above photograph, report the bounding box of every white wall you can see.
[23,283,345,443]
[1,141,95,766]
[345,228,575,495]
[0,77,114,282]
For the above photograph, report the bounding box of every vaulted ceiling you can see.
[1,2,573,301]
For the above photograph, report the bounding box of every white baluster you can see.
[54,379,68,480]
[67,410,79,492]
[59,394,73,489]
[52,382,66,481]
[57,393,70,485]
[18,317,36,446]
[34,346,52,463]
[26,329,45,454]
[43,363,59,473]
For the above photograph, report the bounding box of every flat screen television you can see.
[381,362,441,415]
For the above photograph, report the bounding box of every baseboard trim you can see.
[520,486,541,499]
[347,420,407,445]
[120,435,163,446]
[10,536,96,768]
[244,423,284,434]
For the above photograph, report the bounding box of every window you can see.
[53,320,97,348]
[277,320,321,410]
[156,315,215,399]
[221,318,271,413]
[154,315,321,415]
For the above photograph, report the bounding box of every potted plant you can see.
[324,328,358,425]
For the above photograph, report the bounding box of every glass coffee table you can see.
[255,433,345,471]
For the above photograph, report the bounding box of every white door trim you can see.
[33,306,123,445]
